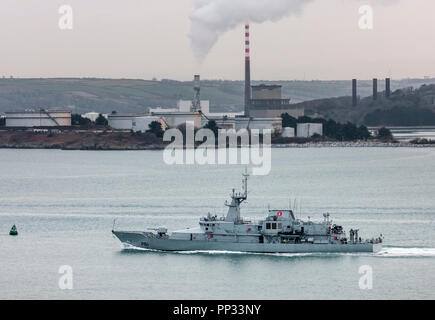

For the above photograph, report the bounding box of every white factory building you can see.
[107,113,142,130]
[297,123,323,138]
[5,110,72,127]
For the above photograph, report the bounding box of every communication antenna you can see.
[299,200,302,220]
[242,167,249,199]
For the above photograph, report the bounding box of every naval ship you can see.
[113,172,383,253]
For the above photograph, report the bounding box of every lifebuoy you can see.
[277,211,283,217]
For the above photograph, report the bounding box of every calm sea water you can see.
[0,148,434,300]
[391,127,435,142]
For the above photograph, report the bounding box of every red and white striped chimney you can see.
[245,24,250,62]
[244,24,251,117]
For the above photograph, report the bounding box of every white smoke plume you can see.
[189,0,313,62]
[189,0,399,62]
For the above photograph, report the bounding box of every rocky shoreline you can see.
[1,130,434,150]
[0,130,167,151]
[272,141,435,148]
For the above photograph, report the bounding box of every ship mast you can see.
[242,168,249,200]
[225,169,249,224]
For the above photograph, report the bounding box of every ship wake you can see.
[175,250,314,257]
[120,243,435,258]
[375,247,435,257]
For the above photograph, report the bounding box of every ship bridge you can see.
[267,210,295,221]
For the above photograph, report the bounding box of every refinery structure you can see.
[108,24,303,134]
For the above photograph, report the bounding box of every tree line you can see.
[364,107,435,126]
[72,114,108,126]
[146,115,393,142]
[281,113,373,141]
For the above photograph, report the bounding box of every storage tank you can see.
[297,123,323,138]
[132,116,165,133]
[282,127,295,138]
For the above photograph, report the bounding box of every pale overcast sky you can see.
[0,0,434,81]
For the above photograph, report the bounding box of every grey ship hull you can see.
[113,231,382,253]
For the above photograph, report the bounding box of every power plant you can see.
[352,77,393,106]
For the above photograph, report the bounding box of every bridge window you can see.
[267,223,282,230]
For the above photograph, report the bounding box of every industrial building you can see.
[297,123,323,138]
[249,84,304,118]
[5,109,71,127]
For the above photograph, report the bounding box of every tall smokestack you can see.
[373,78,378,100]
[244,24,251,117]
[385,78,391,97]
[193,75,200,111]
[352,79,358,107]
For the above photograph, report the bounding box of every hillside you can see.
[1,78,435,117]
[294,84,435,125]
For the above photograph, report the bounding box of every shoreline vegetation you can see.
[1,130,434,151]
[1,113,434,150]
